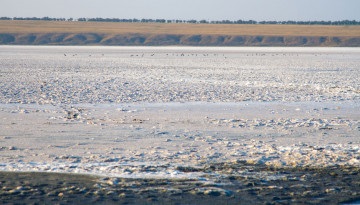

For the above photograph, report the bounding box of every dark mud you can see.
[0,165,359,205]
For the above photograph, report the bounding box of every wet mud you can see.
[1,164,359,205]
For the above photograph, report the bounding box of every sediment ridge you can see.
[1,33,359,46]
[1,20,359,46]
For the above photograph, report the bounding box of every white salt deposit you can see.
[0,46,359,181]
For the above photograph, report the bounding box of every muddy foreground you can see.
[1,163,359,205]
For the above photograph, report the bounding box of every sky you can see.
[1,0,359,21]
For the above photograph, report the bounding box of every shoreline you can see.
[1,164,359,205]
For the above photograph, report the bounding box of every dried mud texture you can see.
[0,165,359,205]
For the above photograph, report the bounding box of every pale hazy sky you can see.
[1,0,359,21]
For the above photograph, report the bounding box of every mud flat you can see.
[1,166,359,205]
[0,46,359,204]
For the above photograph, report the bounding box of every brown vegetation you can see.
[0,20,359,46]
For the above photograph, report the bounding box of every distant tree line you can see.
[1,16,359,25]
[0,17,69,21]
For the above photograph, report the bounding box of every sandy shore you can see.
[0,46,359,204]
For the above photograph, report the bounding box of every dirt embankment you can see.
[0,21,359,46]
[0,33,359,46]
